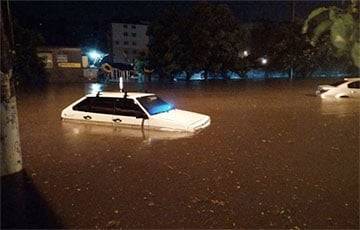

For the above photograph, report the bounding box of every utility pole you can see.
[1,0,23,176]
[291,0,295,23]
[289,0,295,81]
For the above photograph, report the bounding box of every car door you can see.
[85,97,115,123]
[71,96,112,122]
[112,98,149,127]
[347,81,360,98]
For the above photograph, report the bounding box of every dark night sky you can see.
[11,0,345,49]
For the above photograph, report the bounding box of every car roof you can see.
[86,91,155,99]
[344,77,360,81]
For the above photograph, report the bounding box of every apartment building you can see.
[110,22,149,64]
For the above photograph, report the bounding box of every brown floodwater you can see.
[16,79,359,228]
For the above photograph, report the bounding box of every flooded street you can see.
[16,79,359,228]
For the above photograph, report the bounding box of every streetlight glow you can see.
[261,58,268,65]
[88,50,101,61]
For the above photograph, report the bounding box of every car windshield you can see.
[137,95,175,115]
[330,80,348,87]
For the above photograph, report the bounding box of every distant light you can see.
[261,58,268,65]
[86,50,109,67]
[243,50,249,57]
[88,50,101,61]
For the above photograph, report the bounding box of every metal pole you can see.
[291,0,295,22]
[119,76,123,92]
[289,0,295,80]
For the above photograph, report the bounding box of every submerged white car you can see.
[61,92,210,132]
[316,78,360,98]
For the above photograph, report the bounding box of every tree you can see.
[302,0,360,67]
[249,21,352,78]
[134,51,154,82]
[13,22,48,86]
[189,3,243,80]
[147,7,189,80]
[300,34,355,77]
[147,3,245,81]
[1,1,23,176]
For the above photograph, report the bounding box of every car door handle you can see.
[112,118,122,123]
[83,115,92,120]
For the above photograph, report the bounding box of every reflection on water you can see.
[86,83,105,94]
[1,170,62,228]
[320,97,359,116]
[62,121,195,144]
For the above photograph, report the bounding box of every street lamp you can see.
[88,50,101,61]
[86,49,108,67]
[239,50,249,58]
[261,57,268,65]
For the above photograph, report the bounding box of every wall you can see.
[111,23,149,64]
[37,47,94,83]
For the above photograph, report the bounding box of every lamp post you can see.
[261,58,268,65]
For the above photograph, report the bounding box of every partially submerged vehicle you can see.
[61,91,210,132]
[61,122,196,142]
[316,78,360,98]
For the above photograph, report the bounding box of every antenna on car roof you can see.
[124,91,128,98]
[96,91,101,97]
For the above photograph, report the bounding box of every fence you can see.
[106,68,132,83]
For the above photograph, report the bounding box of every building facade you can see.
[37,47,97,82]
[110,22,149,64]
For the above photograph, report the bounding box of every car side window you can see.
[348,81,360,89]
[89,97,115,114]
[73,97,92,112]
[114,98,145,117]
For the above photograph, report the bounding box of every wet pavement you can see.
[12,79,359,228]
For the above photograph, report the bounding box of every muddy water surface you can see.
[17,79,359,228]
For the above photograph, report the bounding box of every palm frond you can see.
[310,20,332,46]
[302,7,329,34]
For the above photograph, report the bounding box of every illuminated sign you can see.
[58,62,81,68]
[56,54,68,63]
